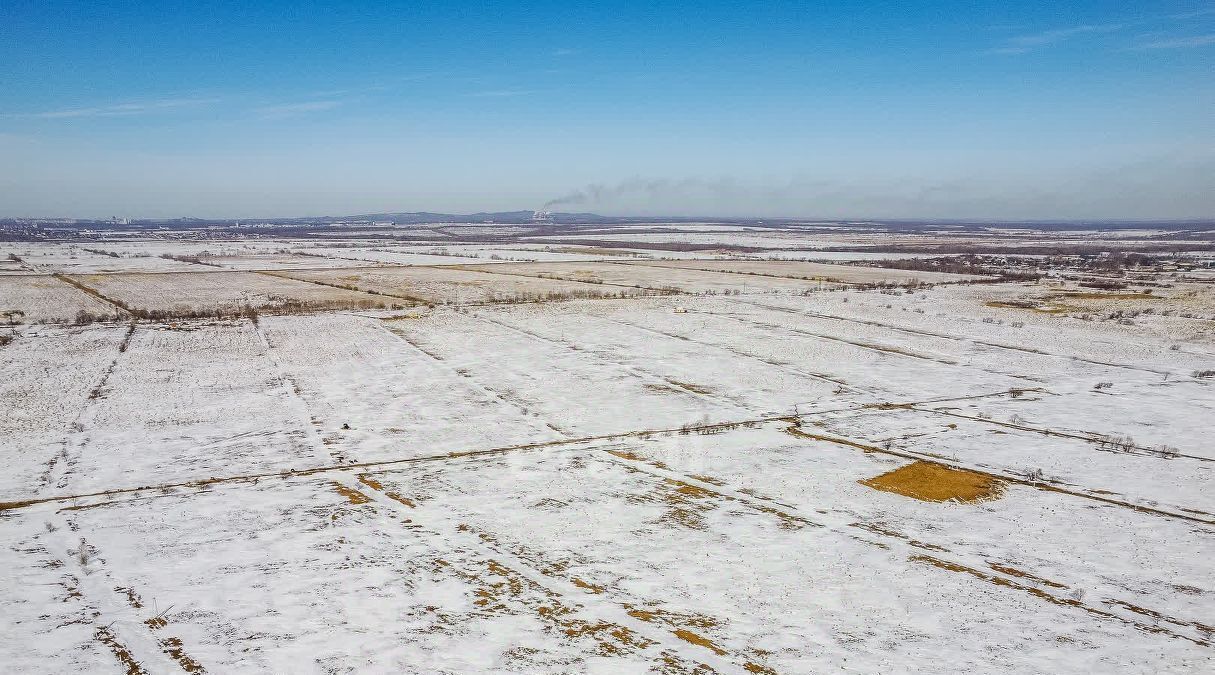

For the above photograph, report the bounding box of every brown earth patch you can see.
[988,562,1067,589]
[355,474,417,506]
[860,461,1004,503]
[667,380,714,395]
[689,474,726,486]
[332,482,370,505]
[571,577,605,594]
[606,448,670,470]
[95,626,149,675]
[355,474,384,490]
[115,586,143,609]
[625,605,720,630]
[464,559,657,657]
[161,636,205,673]
[673,629,728,656]
[631,478,720,530]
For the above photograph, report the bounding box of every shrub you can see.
[73,309,107,326]
[1094,433,1136,453]
[1151,445,1180,459]
[241,304,260,326]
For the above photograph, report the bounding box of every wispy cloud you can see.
[1133,33,1215,49]
[305,84,388,98]
[13,97,217,119]
[987,22,1124,54]
[467,89,533,98]
[253,100,343,118]
[987,8,1215,55]
[1169,8,1215,20]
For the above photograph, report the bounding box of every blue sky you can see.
[1,1,1212,219]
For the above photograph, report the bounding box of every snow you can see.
[2,239,1213,674]
[0,275,122,323]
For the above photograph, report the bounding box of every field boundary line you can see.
[593,445,1212,647]
[462,309,751,411]
[608,258,975,286]
[254,269,429,305]
[449,263,687,295]
[2,388,1103,514]
[1,389,1033,512]
[738,298,1173,376]
[50,273,134,316]
[783,425,1215,525]
[906,405,1212,463]
[592,313,861,392]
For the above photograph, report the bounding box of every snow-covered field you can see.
[278,266,658,304]
[454,261,849,295]
[66,271,401,315]
[0,275,123,322]
[1,238,1213,674]
[0,243,203,273]
[618,259,987,284]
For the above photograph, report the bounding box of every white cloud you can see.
[1134,33,1215,49]
[987,22,1124,54]
[466,89,533,98]
[15,98,217,119]
[253,100,343,118]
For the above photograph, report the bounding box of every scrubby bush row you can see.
[81,247,121,258]
[1091,433,1181,459]
[159,253,222,267]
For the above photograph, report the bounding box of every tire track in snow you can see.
[462,308,752,413]
[39,322,137,494]
[347,470,757,673]
[735,298,1174,376]
[251,318,347,466]
[378,320,572,438]
[39,510,207,672]
[588,311,864,393]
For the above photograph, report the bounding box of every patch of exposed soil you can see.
[95,626,149,675]
[860,461,1004,503]
[331,482,370,505]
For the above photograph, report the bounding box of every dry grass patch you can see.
[332,482,370,505]
[1052,291,1158,301]
[95,625,149,675]
[984,300,1067,314]
[673,628,727,656]
[860,461,1004,503]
